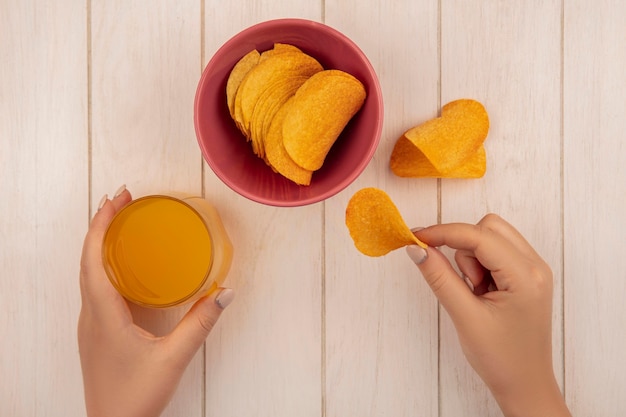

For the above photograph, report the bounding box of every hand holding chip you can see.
[407,215,571,417]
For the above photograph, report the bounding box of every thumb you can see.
[406,245,477,324]
[166,288,234,364]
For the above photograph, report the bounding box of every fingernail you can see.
[463,275,475,292]
[113,184,126,198]
[215,288,235,309]
[410,227,425,233]
[406,244,428,265]
[97,194,108,211]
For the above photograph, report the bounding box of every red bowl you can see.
[194,18,383,207]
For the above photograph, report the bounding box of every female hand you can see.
[405,214,571,417]
[78,187,234,417]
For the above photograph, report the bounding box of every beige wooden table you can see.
[2,1,625,416]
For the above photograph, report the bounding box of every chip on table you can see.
[390,99,489,178]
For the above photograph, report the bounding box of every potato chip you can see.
[345,187,427,257]
[264,98,313,185]
[234,50,323,139]
[226,45,367,186]
[390,99,489,178]
[258,43,302,62]
[283,70,366,171]
[226,49,261,120]
[249,75,310,160]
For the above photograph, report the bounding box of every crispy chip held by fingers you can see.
[345,187,427,257]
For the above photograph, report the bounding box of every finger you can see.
[110,185,131,211]
[166,288,235,366]
[476,214,540,261]
[406,245,479,325]
[81,190,132,277]
[414,222,528,289]
[473,272,494,296]
[79,189,132,313]
[81,197,115,283]
[454,249,486,293]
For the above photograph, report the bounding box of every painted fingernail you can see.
[463,275,475,292]
[215,288,235,309]
[97,194,108,211]
[406,244,428,265]
[113,184,126,198]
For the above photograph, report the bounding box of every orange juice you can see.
[102,195,233,308]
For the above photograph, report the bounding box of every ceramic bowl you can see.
[194,18,383,206]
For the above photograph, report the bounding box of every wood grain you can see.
[0,0,88,415]
[564,0,626,415]
[90,1,204,415]
[2,1,626,415]
[440,1,563,415]
[324,1,440,415]
[202,3,325,417]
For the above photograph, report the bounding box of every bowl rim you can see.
[194,18,383,207]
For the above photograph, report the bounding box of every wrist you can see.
[493,375,571,417]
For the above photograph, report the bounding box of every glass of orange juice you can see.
[102,195,233,308]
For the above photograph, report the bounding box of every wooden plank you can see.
[4,2,622,416]
[202,4,325,417]
[90,1,204,416]
[0,0,88,415]
[563,1,626,415]
[324,1,440,415]
[440,1,563,415]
